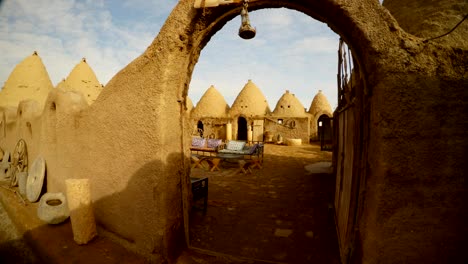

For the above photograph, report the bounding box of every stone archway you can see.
[84,0,401,261]
[71,0,467,263]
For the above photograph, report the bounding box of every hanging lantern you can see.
[238,0,256,39]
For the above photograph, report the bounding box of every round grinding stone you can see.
[26,157,46,202]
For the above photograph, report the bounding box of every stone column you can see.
[66,179,97,244]
[247,125,253,143]
[226,122,232,141]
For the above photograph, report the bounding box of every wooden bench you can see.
[238,160,254,174]
[191,155,209,169]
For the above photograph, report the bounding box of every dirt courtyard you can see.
[189,143,340,264]
[0,142,340,264]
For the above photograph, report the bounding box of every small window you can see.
[319,121,323,127]
[278,119,283,124]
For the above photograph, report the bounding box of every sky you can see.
[0,0,373,111]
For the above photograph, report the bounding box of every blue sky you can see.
[0,0,355,110]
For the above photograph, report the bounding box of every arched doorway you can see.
[197,120,204,137]
[318,114,332,150]
[91,0,406,262]
[184,5,365,262]
[155,2,380,262]
[237,116,247,140]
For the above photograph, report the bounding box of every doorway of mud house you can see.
[185,5,366,263]
[318,114,333,151]
[197,120,204,137]
[237,116,247,140]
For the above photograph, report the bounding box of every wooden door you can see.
[252,119,264,142]
[334,106,359,263]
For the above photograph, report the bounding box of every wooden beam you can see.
[194,0,260,9]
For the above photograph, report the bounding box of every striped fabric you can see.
[226,140,246,151]
[207,139,222,149]
[191,137,206,148]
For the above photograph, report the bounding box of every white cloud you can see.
[0,1,340,109]
[0,0,168,87]
[190,8,340,109]
[291,36,338,53]
[254,8,294,29]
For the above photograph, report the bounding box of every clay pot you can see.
[286,139,302,146]
[37,192,70,224]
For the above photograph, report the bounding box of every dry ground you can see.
[0,200,40,264]
[188,143,340,264]
[0,142,339,264]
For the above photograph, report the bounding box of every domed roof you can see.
[55,78,67,90]
[57,58,103,105]
[230,80,270,117]
[0,51,53,108]
[308,90,332,117]
[272,90,307,117]
[191,85,229,118]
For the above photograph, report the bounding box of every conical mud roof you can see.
[55,78,67,90]
[230,80,270,117]
[273,90,307,117]
[0,51,53,108]
[191,85,229,118]
[186,97,194,113]
[57,58,103,104]
[308,90,332,117]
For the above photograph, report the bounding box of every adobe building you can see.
[185,97,194,113]
[308,90,333,141]
[266,90,310,144]
[190,85,230,139]
[0,51,54,157]
[0,0,466,263]
[56,58,103,105]
[229,79,271,142]
[0,51,53,110]
[190,83,320,144]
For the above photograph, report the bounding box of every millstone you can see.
[18,172,28,195]
[26,157,46,202]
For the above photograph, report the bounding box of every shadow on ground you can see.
[0,143,339,264]
[189,143,340,264]
[0,154,186,264]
